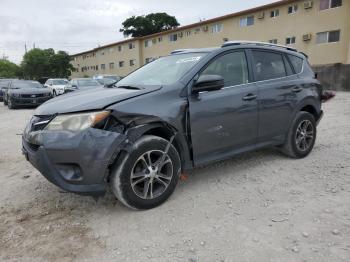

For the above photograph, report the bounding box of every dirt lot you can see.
[0,93,349,262]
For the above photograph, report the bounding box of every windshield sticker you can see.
[176,56,201,64]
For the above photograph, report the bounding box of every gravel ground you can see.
[0,93,349,262]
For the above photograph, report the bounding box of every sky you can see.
[0,0,277,64]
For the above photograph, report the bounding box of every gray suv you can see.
[22,41,324,210]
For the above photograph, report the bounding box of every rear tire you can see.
[281,111,316,158]
[110,135,181,210]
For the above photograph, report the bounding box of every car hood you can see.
[10,88,50,94]
[35,86,162,115]
[52,85,66,89]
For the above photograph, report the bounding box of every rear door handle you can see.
[243,94,257,101]
[292,86,303,93]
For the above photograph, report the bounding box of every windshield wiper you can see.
[117,85,141,90]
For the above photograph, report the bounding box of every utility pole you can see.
[25,43,27,54]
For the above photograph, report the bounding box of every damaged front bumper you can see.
[22,122,128,196]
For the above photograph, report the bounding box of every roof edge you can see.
[70,0,296,57]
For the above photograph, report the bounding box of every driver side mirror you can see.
[192,75,224,94]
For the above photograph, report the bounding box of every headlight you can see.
[44,111,110,132]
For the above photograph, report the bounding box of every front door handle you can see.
[292,86,303,93]
[243,94,257,101]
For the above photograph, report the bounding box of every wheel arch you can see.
[293,97,321,122]
[128,122,193,172]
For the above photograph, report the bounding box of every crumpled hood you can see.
[34,86,161,115]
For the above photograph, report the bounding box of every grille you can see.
[21,93,45,98]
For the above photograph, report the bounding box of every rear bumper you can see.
[22,127,128,196]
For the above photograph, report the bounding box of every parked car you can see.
[44,78,69,96]
[93,75,121,86]
[5,80,51,109]
[64,78,102,93]
[23,41,324,210]
[0,79,16,102]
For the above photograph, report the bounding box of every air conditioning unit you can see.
[178,32,183,38]
[304,1,313,9]
[257,12,265,19]
[303,33,312,41]
[202,26,209,32]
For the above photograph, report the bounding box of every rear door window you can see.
[287,55,304,74]
[252,51,287,81]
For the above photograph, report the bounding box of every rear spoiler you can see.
[321,90,336,103]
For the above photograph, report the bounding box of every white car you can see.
[44,79,69,96]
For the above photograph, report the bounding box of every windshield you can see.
[117,53,207,86]
[97,78,116,85]
[77,79,100,87]
[13,81,43,88]
[53,80,68,85]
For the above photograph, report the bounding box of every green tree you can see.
[0,59,20,78]
[21,48,73,79]
[120,13,180,37]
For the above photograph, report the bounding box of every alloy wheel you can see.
[130,150,173,200]
[295,119,314,151]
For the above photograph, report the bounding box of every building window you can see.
[239,16,254,27]
[96,65,98,71]
[288,5,298,14]
[286,37,296,45]
[118,46,122,52]
[169,34,178,42]
[145,39,152,47]
[270,9,279,17]
[119,61,124,67]
[316,30,340,44]
[109,63,114,69]
[269,39,278,44]
[101,64,106,70]
[129,59,135,66]
[194,28,201,34]
[211,23,223,33]
[129,43,135,49]
[186,31,191,37]
[320,0,342,10]
[158,37,163,42]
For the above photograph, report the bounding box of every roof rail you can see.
[222,41,298,52]
[171,49,196,54]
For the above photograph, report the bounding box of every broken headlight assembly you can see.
[44,111,111,132]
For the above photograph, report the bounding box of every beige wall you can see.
[71,0,350,78]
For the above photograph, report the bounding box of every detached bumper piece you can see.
[321,90,336,103]
[22,119,128,196]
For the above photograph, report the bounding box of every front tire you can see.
[110,135,181,210]
[281,111,317,158]
[8,98,15,109]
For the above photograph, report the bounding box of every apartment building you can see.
[70,0,350,78]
